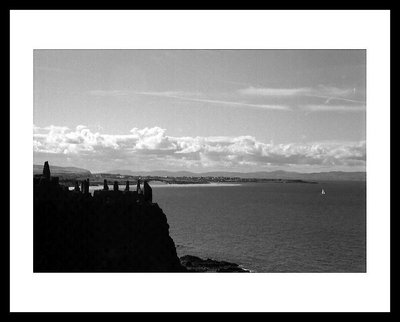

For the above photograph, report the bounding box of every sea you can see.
[88,181,366,272]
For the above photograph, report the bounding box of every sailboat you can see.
[321,189,326,195]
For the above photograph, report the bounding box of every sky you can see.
[33,50,366,173]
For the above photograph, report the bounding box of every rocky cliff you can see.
[34,172,185,272]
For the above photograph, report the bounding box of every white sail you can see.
[321,189,326,195]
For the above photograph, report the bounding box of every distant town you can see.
[58,172,316,187]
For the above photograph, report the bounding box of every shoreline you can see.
[150,182,242,187]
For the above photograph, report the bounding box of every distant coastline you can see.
[58,176,317,187]
[34,164,342,187]
[33,164,367,192]
[33,164,366,185]
[77,176,316,187]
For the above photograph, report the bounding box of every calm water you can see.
[86,181,366,272]
[150,181,366,272]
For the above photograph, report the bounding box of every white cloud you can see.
[33,126,366,171]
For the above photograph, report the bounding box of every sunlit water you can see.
[86,181,366,272]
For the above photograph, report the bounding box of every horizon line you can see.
[34,163,366,175]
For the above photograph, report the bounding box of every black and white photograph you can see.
[33,49,367,273]
[9,10,390,313]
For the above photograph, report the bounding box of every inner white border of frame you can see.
[10,10,390,312]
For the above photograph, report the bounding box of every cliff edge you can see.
[34,162,185,272]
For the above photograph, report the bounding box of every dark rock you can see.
[180,255,249,272]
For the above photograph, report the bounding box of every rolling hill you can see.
[33,164,92,176]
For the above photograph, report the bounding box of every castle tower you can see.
[74,181,80,192]
[84,179,90,194]
[125,181,130,191]
[143,180,152,203]
[113,181,119,191]
[137,179,141,194]
[43,161,51,180]
[103,179,109,191]
[80,181,84,192]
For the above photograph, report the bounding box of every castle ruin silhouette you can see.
[33,161,183,272]
[34,161,152,203]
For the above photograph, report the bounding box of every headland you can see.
[34,162,248,272]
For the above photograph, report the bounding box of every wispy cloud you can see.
[89,90,290,111]
[301,104,366,112]
[239,87,311,96]
[134,91,290,110]
[239,85,365,105]
[89,85,365,113]
[34,125,366,171]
